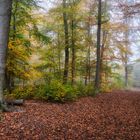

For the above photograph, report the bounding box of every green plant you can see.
[45,81,66,102]
[35,81,78,102]
[6,86,35,99]
[5,80,97,103]
[110,74,125,90]
[64,85,78,101]
[34,85,49,100]
[76,82,87,97]
[85,84,95,96]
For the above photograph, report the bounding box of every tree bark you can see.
[100,0,108,86]
[95,0,102,92]
[124,22,129,87]
[71,19,76,85]
[85,18,91,85]
[63,0,69,84]
[0,0,12,104]
[57,33,62,79]
[100,31,107,85]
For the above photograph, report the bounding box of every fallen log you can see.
[6,99,24,106]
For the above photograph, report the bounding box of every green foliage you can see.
[85,84,95,96]
[75,82,86,97]
[8,86,35,99]
[64,85,78,101]
[100,73,125,93]
[7,80,96,103]
[34,85,49,100]
[76,82,95,97]
[42,81,66,102]
[33,25,51,44]
[35,81,78,102]
[111,74,125,90]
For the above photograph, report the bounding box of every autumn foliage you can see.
[0,91,140,139]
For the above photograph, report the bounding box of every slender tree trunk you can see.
[57,33,62,79]
[125,56,128,87]
[85,19,91,85]
[71,19,76,85]
[124,40,128,87]
[95,0,102,92]
[124,11,129,87]
[85,55,88,86]
[5,0,17,94]
[100,31,107,85]
[88,46,91,83]
[124,24,129,87]
[63,0,69,84]
[0,0,12,104]
[87,20,91,84]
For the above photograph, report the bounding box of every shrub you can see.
[110,74,125,90]
[85,84,95,96]
[6,80,95,103]
[34,81,78,102]
[76,82,95,97]
[64,85,78,101]
[8,86,35,99]
[45,80,66,102]
[34,85,49,100]
[76,82,87,97]
[44,81,79,102]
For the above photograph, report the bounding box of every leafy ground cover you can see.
[0,90,140,140]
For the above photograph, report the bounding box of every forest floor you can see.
[0,90,140,140]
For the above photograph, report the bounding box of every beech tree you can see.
[63,0,70,84]
[95,0,102,92]
[0,0,12,105]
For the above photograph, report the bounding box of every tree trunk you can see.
[100,0,108,86]
[85,18,91,85]
[124,20,129,87]
[71,19,76,85]
[0,0,12,104]
[87,19,91,84]
[100,31,107,85]
[63,0,69,84]
[125,58,128,87]
[57,33,62,79]
[95,0,102,92]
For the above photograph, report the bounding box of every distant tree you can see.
[95,0,102,92]
[63,0,70,84]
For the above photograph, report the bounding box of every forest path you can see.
[0,91,140,140]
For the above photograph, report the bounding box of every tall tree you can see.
[0,0,12,104]
[124,19,129,87]
[85,12,92,86]
[95,0,102,92]
[70,0,79,85]
[71,17,76,85]
[100,0,109,88]
[6,0,18,94]
[63,0,70,84]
